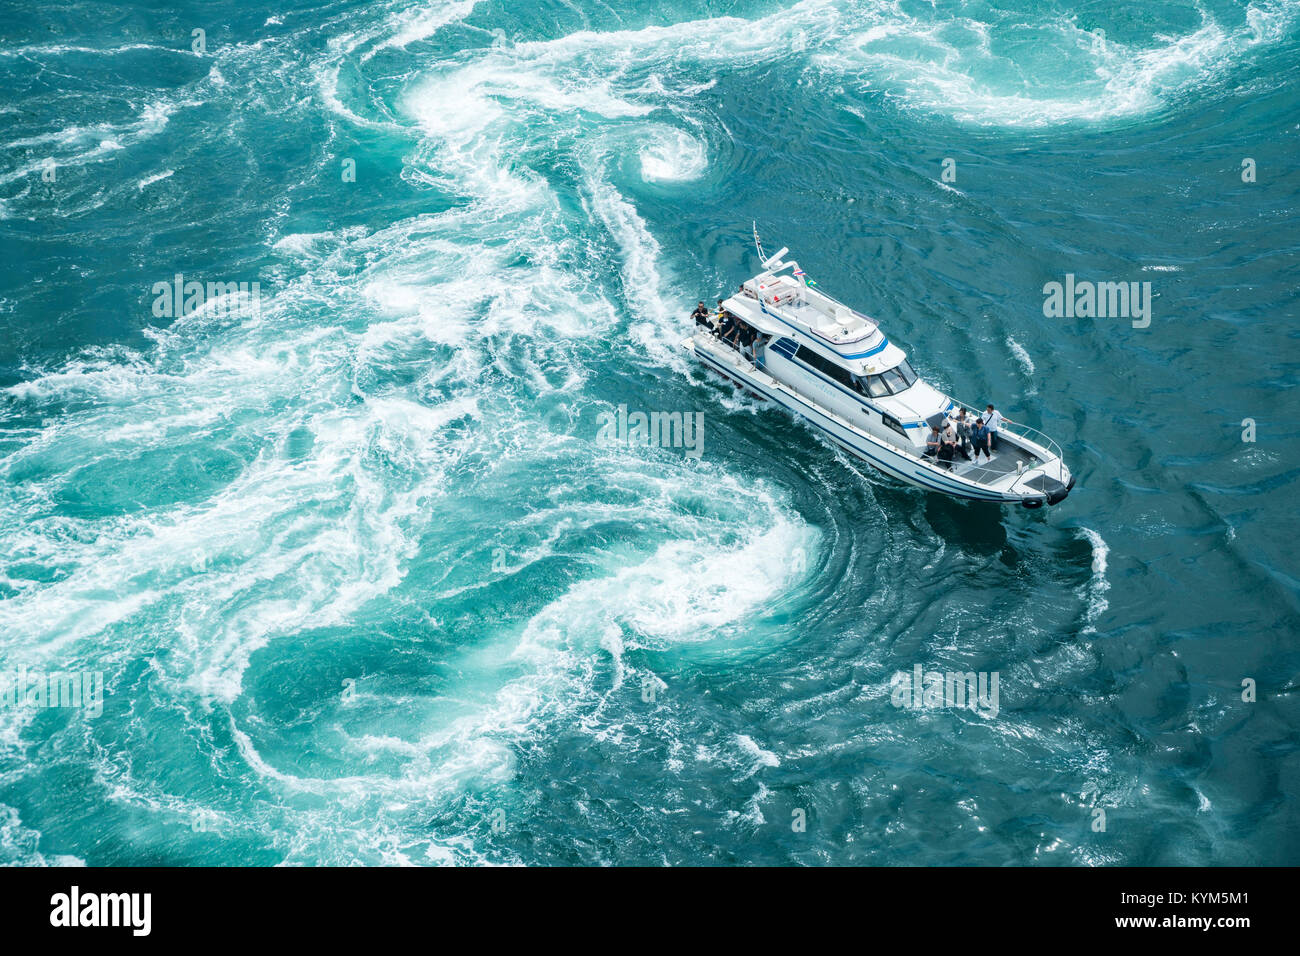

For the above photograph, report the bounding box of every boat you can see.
[682,231,1075,507]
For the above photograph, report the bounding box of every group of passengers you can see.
[925,404,1009,468]
[692,296,764,363]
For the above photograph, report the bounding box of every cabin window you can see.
[865,375,890,398]
[770,337,798,360]
[896,359,918,388]
[794,345,855,389]
[880,413,909,438]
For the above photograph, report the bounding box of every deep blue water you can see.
[1,0,1298,865]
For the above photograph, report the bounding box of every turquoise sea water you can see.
[1,0,1298,865]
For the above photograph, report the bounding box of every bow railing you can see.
[945,395,1067,481]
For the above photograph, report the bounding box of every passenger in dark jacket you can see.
[970,419,992,461]
[717,312,737,343]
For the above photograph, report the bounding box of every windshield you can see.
[881,368,908,393]
[866,375,890,398]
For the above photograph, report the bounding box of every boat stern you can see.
[1013,460,1075,508]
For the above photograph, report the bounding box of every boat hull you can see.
[685,335,1072,507]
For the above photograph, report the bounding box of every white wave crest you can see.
[1077,526,1110,633]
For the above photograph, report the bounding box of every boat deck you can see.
[944,443,1040,483]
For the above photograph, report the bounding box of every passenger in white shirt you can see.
[983,404,1012,451]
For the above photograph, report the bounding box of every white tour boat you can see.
[683,233,1075,507]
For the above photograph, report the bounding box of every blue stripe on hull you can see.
[841,339,891,359]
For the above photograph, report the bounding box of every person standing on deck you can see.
[717,309,738,346]
[984,404,1012,452]
[970,418,992,462]
[952,408,974,456]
